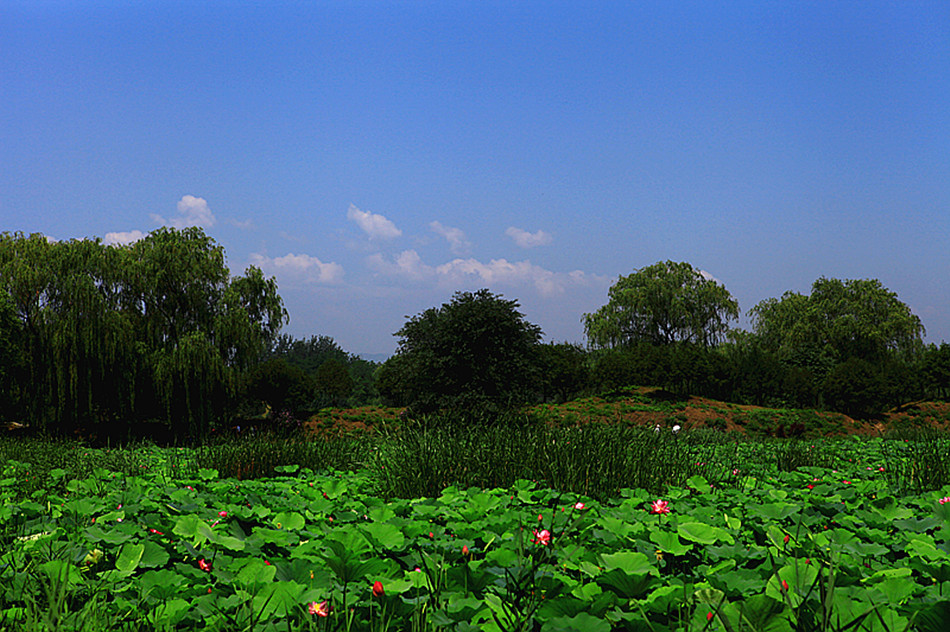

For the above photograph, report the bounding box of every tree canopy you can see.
[749,277,925,364]
[584,261,739,349]
[0,228,286,440]
[378,289,543,414]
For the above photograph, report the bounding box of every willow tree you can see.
[0,234,137,433]
[749,277,925,364]
[584,261,739,349]
[0,228,286,441]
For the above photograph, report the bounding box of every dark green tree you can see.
[821,357,888,419]
[531,342,589,403]
[584,261,739,349]
[0,291,25,421]
[312,359,354,408]
[920,343,950,401]
[244,358,315,417]
[383,289,543,414]
[0,228,286,441]
[267,334,377,407]
[749,277,925,364]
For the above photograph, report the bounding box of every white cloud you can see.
[228,218,254,230]
[367,249,432,280]
[104,230,146,246]
[429,221,471,255]
[347,204,401,240]
[175,195,216,227]
[369,250,603,297]
[151,195,217,229]
[250,253,344,284]
[279,230,307,243]
[506,227,552,248]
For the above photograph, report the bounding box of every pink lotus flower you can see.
[650,500,670,515]
[532,529,552,546]
[198,558,212,572]
[308,600,330,617]
[573,502,585,510]
[218,510,228,518]
[939,497,950,505]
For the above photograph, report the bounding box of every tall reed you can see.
[369,413,728,499]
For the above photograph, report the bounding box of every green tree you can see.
[584,261,739,349]
[243,358,314,417]
[920,343,950,400]
[531,342,589,403]
[0,228,286,441]
[312,359,354,408]
[269,334,350,373]
[821,357,888,419]
[383,289,543,414]
[267,334,378,407]
[0,290,25,421]
[749,277,925,365]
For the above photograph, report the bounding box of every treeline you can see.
[376,265,950,420]
[0,229,289,442]
[2,231,948,443]
[245,334,379,415]
[0,230,384,443]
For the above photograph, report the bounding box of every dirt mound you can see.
[300,389,950,439]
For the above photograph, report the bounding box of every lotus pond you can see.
[3,433,950,631]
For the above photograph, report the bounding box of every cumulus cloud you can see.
[347,204,401,240]
[369,250,602,297]
[151,195,217,229]
[103,230,147,246]
[506,227,552,248]
[250,253,344,284]
[367,249,432,280]
[429,221,471,255]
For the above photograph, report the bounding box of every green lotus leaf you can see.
[677,521,734,545]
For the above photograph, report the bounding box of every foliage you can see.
[5,434,950,630]
[0,228,286,441]
[268,334,378,407]
[820,358,888,419]
[583,260,739,349]
[382,289,543,415]
[750,277,925,366]
[312,359,354,409]
[243,358,315,418]
[530,342,590,403]
[921,343,950,401]
[194,428,370,480]
[0,291,24,420]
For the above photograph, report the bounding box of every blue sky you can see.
[2,1,948,358]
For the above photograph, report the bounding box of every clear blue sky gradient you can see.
[3,1,948,357]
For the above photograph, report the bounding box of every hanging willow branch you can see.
[0,228,286,441]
